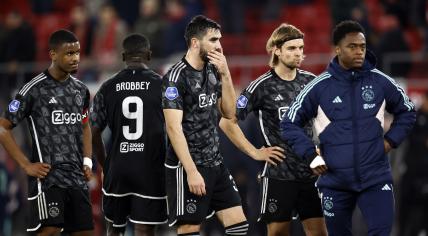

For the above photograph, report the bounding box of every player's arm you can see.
[82,122,92,180]
[91,127,106,169]
[281,82,327,175]
[0,118,51,178]
[380,72,416,151]
[163,109,206,196]
[219,117,284,165]
[90,87,108,172]
[208,50,236,119]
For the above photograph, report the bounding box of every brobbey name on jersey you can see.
[116,81,150,92]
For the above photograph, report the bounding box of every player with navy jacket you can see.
[281,21,416,236]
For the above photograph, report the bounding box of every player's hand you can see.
[253,146,285,165]
[23,162,51,178]
[83,165,92,181]
[207,49,230,77]
[187,170,206,196]
[384,139,392,153]
[310,155,328,176]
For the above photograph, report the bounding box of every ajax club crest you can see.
[361,85,375,102]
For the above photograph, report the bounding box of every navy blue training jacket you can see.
[281,51,416,191]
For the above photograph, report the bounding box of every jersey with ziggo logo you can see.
[3,70,90,196]
[236,69,316,181]
[162,58,223,167]
[90,68,166,196]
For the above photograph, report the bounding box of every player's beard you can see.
[199,46,209,63]
[283,61,298,70]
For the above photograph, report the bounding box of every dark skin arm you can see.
[0,118,51,178]
[82,122,92,181]
[91,126,106,169]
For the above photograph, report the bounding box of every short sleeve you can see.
[3,91,33,127]
[90,87,107,130]
[162,72,185,110]
[236,82,263,121]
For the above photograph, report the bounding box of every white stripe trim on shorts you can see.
[165,163,180,169]
[27,223,41,232]
[261,177,269,214]
[168,219,178,227]
[129,218,168,225]
[102,188,167,200]
[104,216,127,228]
[206,210,216,219]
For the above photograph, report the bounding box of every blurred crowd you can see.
[0,0,428,235]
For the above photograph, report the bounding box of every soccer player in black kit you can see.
[162,15,248,235]
[0,30,94,235]
[91,34,167,236]
[220,24,327,236]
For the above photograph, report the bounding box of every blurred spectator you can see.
[134,0,166,58]
[374,12,411,78]
[30,0,54,14]
[350,4,375,50]
[111,0,140,27]
[162,0,203,56]
[0,11,36,99]
[329,0,361,26]
[380,0,409,27]
[216,0,244,33]
[0,152,20,236]
[69,5,95,57]
[399,91,428,236]
[408,0,428,55]
[93,3,127,69]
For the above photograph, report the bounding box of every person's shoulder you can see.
[245,70,274,94]
[93,71,125,94]
[163,60,187,83]
[297,69,317,80]
[300,71,332,93]
[70,75,89,89]
[17,72,49,96]
[370,68,394,83]
[145,69,162,81]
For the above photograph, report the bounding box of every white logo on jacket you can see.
[362,85,375,102]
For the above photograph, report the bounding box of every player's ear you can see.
[191,37,199,49]
[274,46,281,57]
[49,49,56,61]
[335,46,340,56]
[122,52,126,62]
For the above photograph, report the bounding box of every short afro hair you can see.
[332,20,365,45]
[48,29,78,50]
[122,33,150,54]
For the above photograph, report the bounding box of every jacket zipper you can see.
[351,72,362,185]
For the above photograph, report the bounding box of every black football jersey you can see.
[91,68,166,197]
[3,70,90,196]
[162,58,223,167]
[236,69,316,181]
